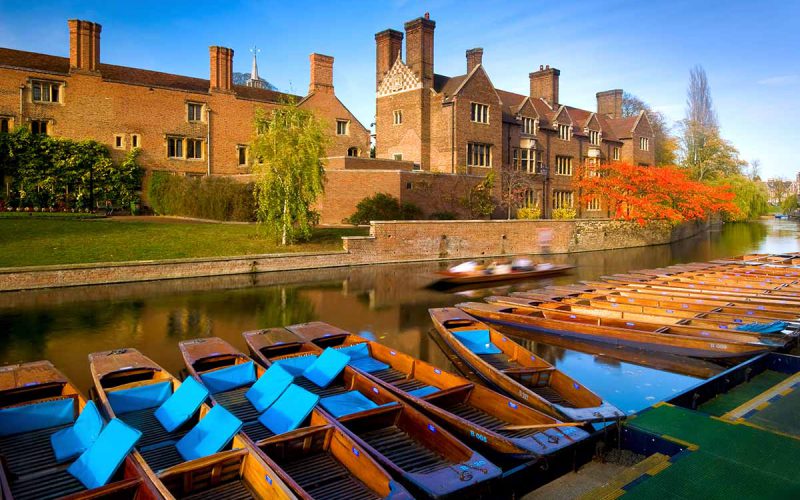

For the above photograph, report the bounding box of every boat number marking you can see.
[372,387,379,394]
[709,343,728,349]
[519,391,529,400]
[530,355,536,361]
[747,311,754,315]
[428,424,436,432]
[570,315,577,319]
[682,304,689,308]
[573,383,581,390]
[719,325,728,329]
[501,337,507,342]
[390,351,396,356]
[352,447,360,457]
[735,319,743,323]
[469,430,488,443]
[701,331,710,336]
[264,474,272,485]
[666,309,674,313]
[434,368,441,374]
[758,306,765,310]
[508,401,518,409]
[626,322,635,327]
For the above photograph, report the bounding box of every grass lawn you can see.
[0,217,368,268]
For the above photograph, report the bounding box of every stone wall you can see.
[0,218,707,291]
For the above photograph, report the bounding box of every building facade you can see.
[0,19,370,178]
[374,14,656,218]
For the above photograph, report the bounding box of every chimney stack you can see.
[68,19,101,73]
[466,48,483,73]
[209,46,234,92]
[309,53,334,94]
[404,15,436,87]
[596,89,623,119]
[529,65,560,107]
[375,29,403,90]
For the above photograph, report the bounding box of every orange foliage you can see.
[577,162,738,224]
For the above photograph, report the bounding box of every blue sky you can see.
[1,0,797,179]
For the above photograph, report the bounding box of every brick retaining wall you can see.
[0,219,707,291]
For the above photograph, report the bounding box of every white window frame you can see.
[187,102,204,122]
[522,117,535,135]
[186,138,203,160]
[467,142,492,167]
[553,190,574,209]
[555,155,573,176]
[113,134,125,150]
[613,147,620,161]
[470,102,489,124]
[31,80,61,104]
[558,124,571,141]
[639,137,650,151]
[131,134,141,149]
[237,145,248,167]
[167,136,184,159]
[589,130,600,146]
[586,196,601,211]
[336,119,350,136]
[393,110,402,125]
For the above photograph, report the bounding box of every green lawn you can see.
[0,217,367,268]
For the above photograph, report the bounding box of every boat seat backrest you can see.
[319,390,398,418]
[51,400,104,463]
[154,377,209,433]
[302,348,350,388]
[258,384,319,436]
[199,361,256,394]
[158,448,247,497]
[336,343,390,373]
[176,404,243,462]
[0,394,78,437]
[245,363,294,413]
[107,380,172,415]
[67,418,142,490]
[273,354,318,377]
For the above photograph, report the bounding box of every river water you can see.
[0,219,796,415]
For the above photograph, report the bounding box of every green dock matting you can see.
[622,404,800,499]
[743,387,800,438]
[698,370,789,416]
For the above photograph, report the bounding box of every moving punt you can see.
[89,348,296,499]
[456,301,776,359]
[0,360,159,500]
[176,337,412,500]
[245,324,590,460]
[429,308,623,423]
[229,333,503,498]
[430,264,574,287]
[483,295,795,345]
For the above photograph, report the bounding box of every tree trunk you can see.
[281,194,288,245]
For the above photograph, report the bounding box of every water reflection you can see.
[0,219,796,414]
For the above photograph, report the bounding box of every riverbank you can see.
[0,218,710,291]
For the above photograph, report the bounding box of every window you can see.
[336,120,349,135]
[589,130,600,145]
[467,143,491,167]
[555,156,572,176]
[558,124,571,141]
[406,182,413,190]
[237,145,247,166]
[186,139,203,159]
[114,135,124,149]
[31,120,48,135]
[513,148,535,173]
[167,137,183,158]
[639,137,650,151]
[470,103,489,123]
[347,147,359,157]
[131,134,140,148]
[613,147,620,161]
[522,117,535,135]
[187,103,204,122]
[586,196,601,211]
[0,117,9,133]
[553,190,574,209]
[524,190,540,208]
[32,80,60,103]
[393,153,403,161]
[393,110,402,125]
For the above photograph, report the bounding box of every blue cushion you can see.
[51,401,104,463]
[273,355,317,376]
[735,321,788,333]
[452,329,502,355]
[258,384,318,435]
[245,364,294,413]
[176,405,243,462]
[407,386,440,398]
[199,361,256,394]
[154,378,209,433]
[107,381,172,415]
[67,418,141,490]
[320,391,377,418]
[337,344,390,373]
[0,397,75,437]
[302,348,350,388]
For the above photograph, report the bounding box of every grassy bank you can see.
[0,217,367,268]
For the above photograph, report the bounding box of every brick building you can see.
[0,19,370,178]
[374,14,655,218]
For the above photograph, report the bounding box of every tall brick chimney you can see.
[375,29,403,90]
[209,46,234,92]
[597,89,623,119]
[404,14,435,87]
[68,19,101,73]
[466,48,483,73]
[309,53,334,94]
[529,65,560,107]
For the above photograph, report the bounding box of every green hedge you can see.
[346,193,421,224]
[147,172,256,221]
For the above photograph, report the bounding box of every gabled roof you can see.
[605,114,640,139]
[0,47,300,103]
[551,105,573,125]
[436,64,501,106]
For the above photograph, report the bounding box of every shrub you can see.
[146,172,256,221]
[516,207,541,219]
[552,207,577,219]
[346,193,421,224]
[430,211,457,220]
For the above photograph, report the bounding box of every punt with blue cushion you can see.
[319,390,397,418]
[258,384,319,435]
[452,329,502,355]
[67,418,142,490]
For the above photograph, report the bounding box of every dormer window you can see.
[471,103,489,124]
[522,117,535,135]
[613,147,620,160]
[558,124,571,141]
[589,130,600,146]
[639,137,650,151]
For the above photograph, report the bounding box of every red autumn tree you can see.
[577,162,738,224]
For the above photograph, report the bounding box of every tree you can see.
[708,175,769,221]
[747,159,761,181]
[621,93,678,166]
[346,193,421,224]
[498,164,537,219]
[251,105,328,244]
[460,171,496,218]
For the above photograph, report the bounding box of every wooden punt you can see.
[248,323,590,460]
[601,276,800,298]
[89,348,296,500]
[177,337,413,500]
[484,295,796,345]
[236,332,503,498]
[586,281,800,306]
[429,308,624,423]
[456,302,775,359]
[430,264,574,287]
[0,360,160,500]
